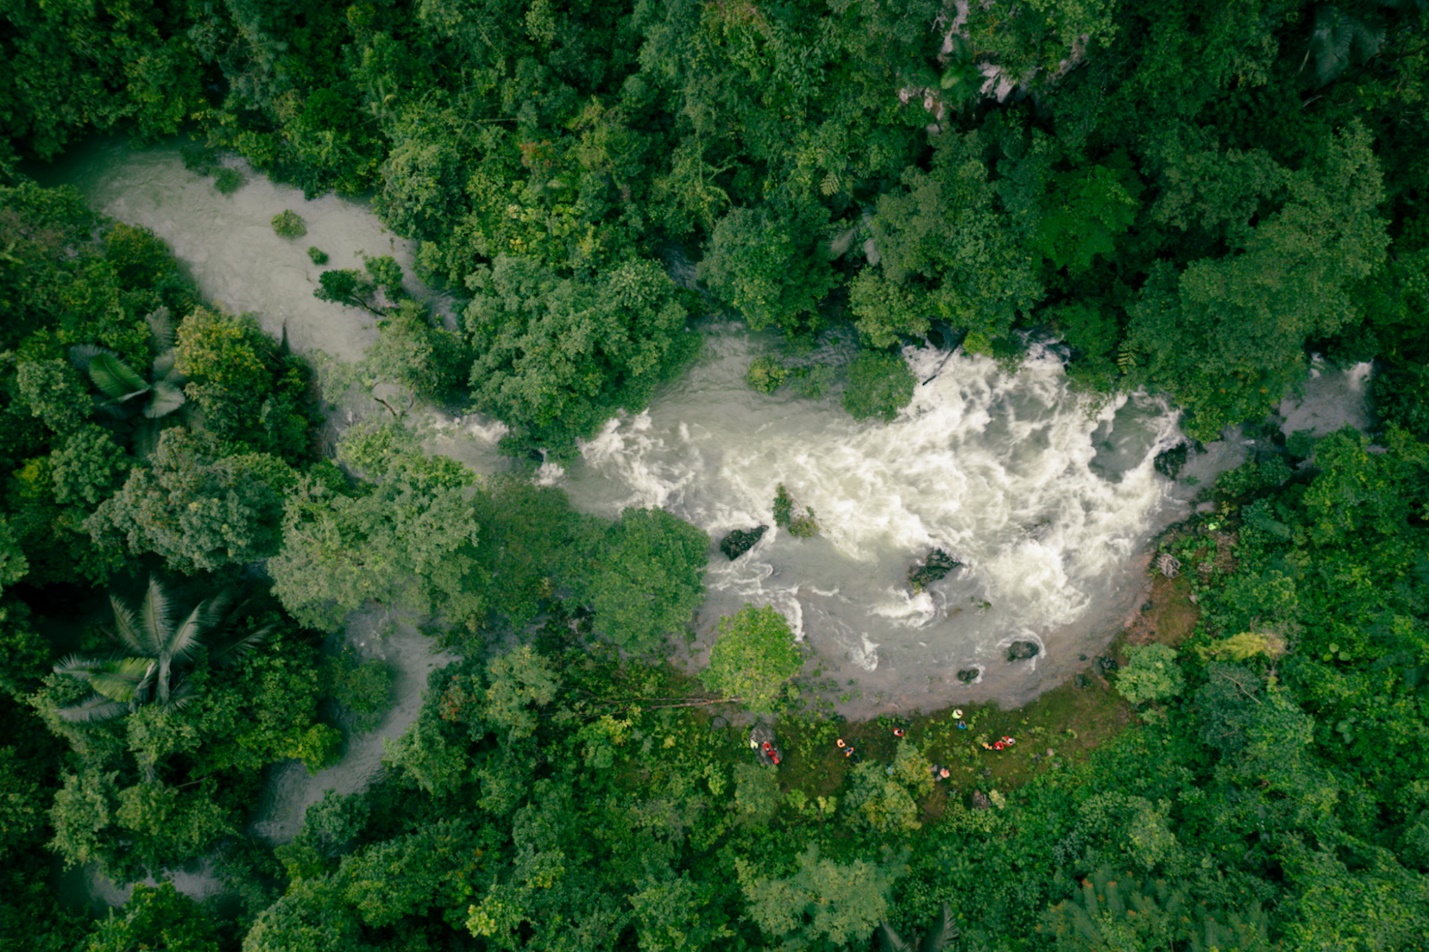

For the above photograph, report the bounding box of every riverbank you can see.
[765,552,1201,810]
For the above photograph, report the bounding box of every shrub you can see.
[213,168,245,194]
[322,648,393,733]
[1115,644,1185,705]
[272,210,307,239]
[746,355,789,393]
[842,350,915,422]
[773,483,819,538]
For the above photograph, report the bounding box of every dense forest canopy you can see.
[2,0,1429,949]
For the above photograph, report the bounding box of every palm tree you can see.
[876,902,958,952]
[53,576,265,723]
[69,307,187,454]
[1303,5,1385,86]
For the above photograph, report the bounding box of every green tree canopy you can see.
[701,604,802,713]
[1114,644,1185,705]
[580,508,707,656]
[857,131,1044,351]
[85,883,221,952]
[698,204,836,335]
[739,845,907,951]
[87,429,293,574]
[463,256,694,451]
[268,423,483,631]
[1128,125,1388,438]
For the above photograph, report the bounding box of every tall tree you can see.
[1128,124,1388,438]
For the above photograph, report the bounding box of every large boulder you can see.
[908,548,962,592]
[719,525,768,560]
[1006,641,1040,662]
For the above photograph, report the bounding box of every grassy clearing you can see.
[613,561,1202,829]
[1124,572,1201,649]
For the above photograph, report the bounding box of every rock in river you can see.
[719,526,768,560]
[908,548,962,592]
[1006,641,1040,662]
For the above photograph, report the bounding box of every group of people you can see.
[828,717,1018,774]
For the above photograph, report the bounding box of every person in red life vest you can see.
[893,727,906,738]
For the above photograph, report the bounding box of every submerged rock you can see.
[956,668,980,684]
[1006,641,1040,662]
[908,548,962,591]
[719,525,768,560]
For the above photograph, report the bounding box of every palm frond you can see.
[133,419,162,459]
[209,622,271,668]
[877,923,912,952]
[156,654,173,704]
[87,657,153,703]
[87,352,151,402]
[140,577,174,656]
[109,595,151,656]
[169,677,195,706]
[67,343,111,371]
[151,349,177,379]
[145,306,175,351]
[54,654,110,678]
[1310,5,1385,84]
[169,598,218,662]
[144,379,187,419]
[56,695,131,724]
[919,902,959,952]
[202,591,235,627]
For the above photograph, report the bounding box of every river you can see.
[37,141,1370,899]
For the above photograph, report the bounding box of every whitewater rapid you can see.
[558,326,1190,696]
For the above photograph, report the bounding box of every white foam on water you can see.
[850,634,882,671]
[534,460,566,485]
[561,328,1187,677]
